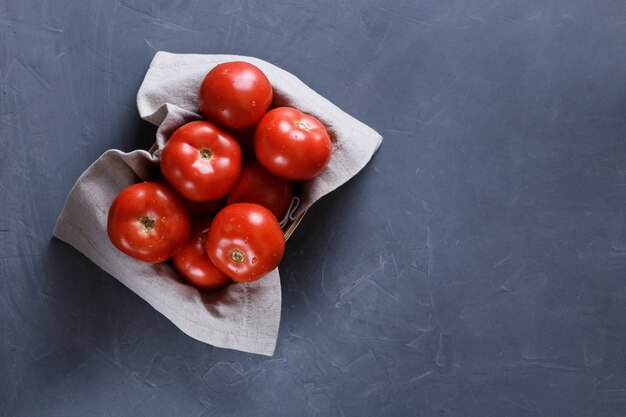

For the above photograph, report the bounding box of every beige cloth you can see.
[54,52,382,356]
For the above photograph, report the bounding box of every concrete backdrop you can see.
[2,0,626,416]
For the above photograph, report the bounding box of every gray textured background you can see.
[2,0,626,416]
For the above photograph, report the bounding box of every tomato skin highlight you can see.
[198,61,273,130]
[226,159,293,220]
[254,107,332,181]
[160,121,242,202]
[173,222,231,292]
[206,203,285,282]
[107,182,191,263]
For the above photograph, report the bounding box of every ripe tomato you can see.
[160,121,242,202]
[185,197,225,220]
[228,125,256,158]
[206,203,285,282]
[198,61,272,130]
[107,182,191,263]
[254,107,332,180]
[173,222,231,292]
[226,159,293,220]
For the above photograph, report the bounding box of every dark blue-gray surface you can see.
[2,0,626,415]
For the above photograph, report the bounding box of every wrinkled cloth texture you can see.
[54,52,383,356]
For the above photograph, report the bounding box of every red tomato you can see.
[185,197,225,220]
[254,107,332,180]
[173,222,231,292]
[160,121,242,202]
[206,203,285,282]
[228,126,256,158]
[107,182,191,263]
[198,61,272,130]
[226,159,293,220]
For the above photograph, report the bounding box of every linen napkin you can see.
[54,52,382,356]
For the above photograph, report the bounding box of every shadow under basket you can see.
[149,142,306,242]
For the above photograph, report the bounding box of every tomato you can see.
[254,107,332,180]
[160,121,242,202]
[107,182,191,263]
[173,222,231,292]
[185,197,225,220]
[198,61,272,130]
[206,203,285,282]
[228,125,256,158]
[226,159,293,220]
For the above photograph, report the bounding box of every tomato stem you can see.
[295,121,309,131]
[229,249,245,264]
[138,216,155,232]
[198,148,213,160]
